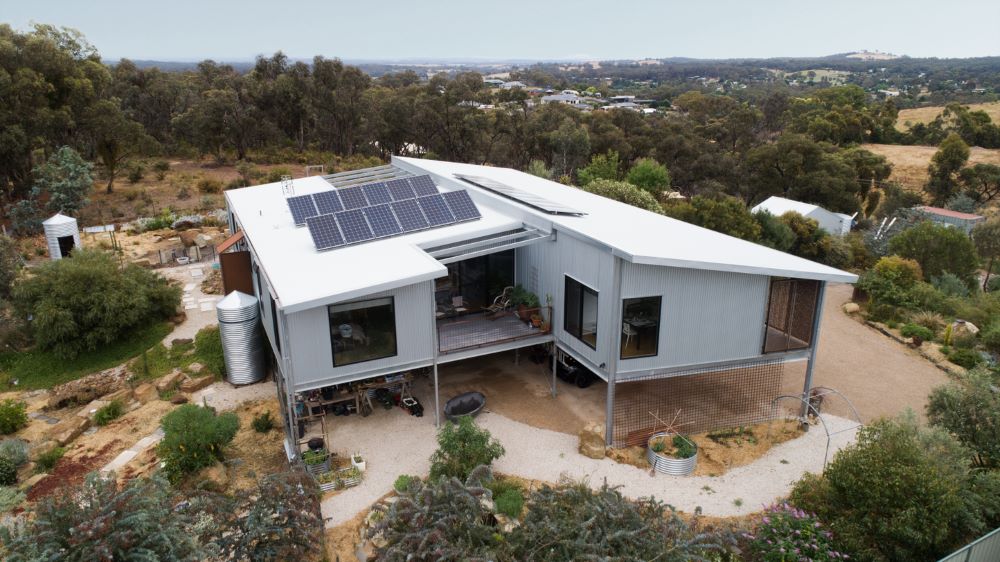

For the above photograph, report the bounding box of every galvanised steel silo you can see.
[216,290,266,385]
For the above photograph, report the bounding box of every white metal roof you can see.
[227,160,858,313]
[42,213,76,225]
[398,158,858,284]
[752,196,823,217]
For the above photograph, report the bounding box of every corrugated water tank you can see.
[42,213,80,260]
[216,290,267,385]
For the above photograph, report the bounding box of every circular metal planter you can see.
[646,432,698,476]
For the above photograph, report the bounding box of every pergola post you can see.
[800,281,827,420]
[433,361,440,427]
[550,346,558,398]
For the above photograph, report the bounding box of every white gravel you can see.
[193,380,278,411]
[158,263,221,346]
[320,407,859,528]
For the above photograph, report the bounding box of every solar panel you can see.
[386,178,416,201]
[313,190,344,215]
[286,194,319,226]
[338,186,369,210]
[390,199,429,232]
[363,204,403,238]
[441,190,481,222]
[409,175,439,197]
[334,209,374,244]
[417,194,456,227]
[362,182,393,206]
[305,214,345,251]
[454,174,586,216]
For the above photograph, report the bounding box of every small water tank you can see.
[42,213,80,260]
[216,291,267,385]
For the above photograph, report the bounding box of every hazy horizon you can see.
[6,0,1000,62]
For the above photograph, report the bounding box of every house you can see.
[915,206,985,235]
[223,158,856,456]
[608,95,635,103]
[539,93,592,111]
[500,81,526,90]
[752,196,854,236]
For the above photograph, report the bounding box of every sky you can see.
[5,0,999,62]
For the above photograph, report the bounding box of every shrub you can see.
[36,446,65,472]
[510,479,727,561]
[152,160,170,180]
[11,249,181,359]
[197,177,223,193]
[194,326,225,376]
[928,369,1000,468]
[982,323,1000,354]
[0,439,29,467]
[931,272,970,298]
[93,400,124,426]
[888,221,979,284]
[0,235,22,300]
[0,457,16,485]
[0,400,28,435]
[0,486,24,513]
[900,323,934,342]
[789,413,997,561]
[393,474,417,493]
[948,348,983,369]
[745,503,845,562]
[909,310,946,333]
[177,185,191,200]
[673,434,697,459]
[265,167,292,183]
[494,487,524,518]
[626,157,671,194]
[0,473,206,561]
[127,163,145,184]
[428,416,505,482]
[584,179,663,213]
[158,404,239,483]
[251,411,275,433]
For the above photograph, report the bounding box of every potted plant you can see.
[302,449,331,474]
[511,285,541,321]
[351,452,366,472]
[646,433,697,476]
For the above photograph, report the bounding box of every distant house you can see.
[609,95,635,103]
[483,78,505,87]
[752,196,854,236]
[915,206,985,235]
[877,89,901,97]
[500,81,526,90]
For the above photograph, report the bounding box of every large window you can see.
[435,250,514,317]
[329,297,397,366]
[564,276,598,349]
[763,278,820,353]
[621,296,661,359]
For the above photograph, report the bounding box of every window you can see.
[763,278,820,353]
[564,276,598,349]
[328,297,397,366]
[621,296,661,359]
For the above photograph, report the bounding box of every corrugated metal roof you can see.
[917,206,985,221]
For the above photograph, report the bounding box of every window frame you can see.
[620,295,662,360]
[563,275,598,350]
[328,296,398,367]
[762,278,820,354]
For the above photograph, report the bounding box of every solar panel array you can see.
[454,173,586,216]
[284,174,483,251]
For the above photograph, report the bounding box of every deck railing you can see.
[437,306,553,354]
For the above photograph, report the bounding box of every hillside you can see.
[896,102,1000,132]
[862,143,1000,190]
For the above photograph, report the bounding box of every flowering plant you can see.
[744,503,847,561]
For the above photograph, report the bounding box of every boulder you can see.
[187,362,204,375]
[952,320,979,338]
[171,338,193,347]
[196,462,229,491]
[30,440,59,462]
[47,365,130,410]
[104,388,133,404]
[180,374,214,393]
[578,421,606,460]
[842,302,860,314]
[50,416,91,446]
[134,383,158,404]
[18,473,47,492]
[194,233,213,248]
[156,369,185,393]
[170,394,189,405]
[76,399,109,420]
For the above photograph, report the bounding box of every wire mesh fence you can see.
[437,306,552,354]
[611,358,801,447]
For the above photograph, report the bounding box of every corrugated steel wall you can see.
[517,231,616,376]
[619,262,769,373]
[284,281,436,391]
[253,264,282,360]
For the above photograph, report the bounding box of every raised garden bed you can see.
[316,466,363,492]
[302,449,331,475]
[646,432,698,476]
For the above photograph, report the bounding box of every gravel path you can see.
[159,263,222,346]
[193,380,277,411]
[320,408,858,528]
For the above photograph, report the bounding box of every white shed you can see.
[752,196,854,236]
[42,213,80,260]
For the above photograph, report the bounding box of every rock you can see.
[30,440,59,462]
[952,320,979,337]
[173,216,203,231]
[170,394,189,405]
[578,421,606,459]
[134,383,158,404]
[47,365,131,410]
[195,462,229,491]
[171,338,193,347]
[76,399,109,420]
[187,362,204,375]
[169,312,187,324]
[842,302,860,314]
[50,416,91,446]
[194,233,213,248]
[18,473,47,492]
[104,388,133,404]
[494,513,520,533]
[180,374,214,393]
[156,369,186,393]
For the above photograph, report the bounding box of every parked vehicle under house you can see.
[222,156,857,456]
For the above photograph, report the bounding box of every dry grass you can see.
[896,102,1000,132]
[862,143,1000,190]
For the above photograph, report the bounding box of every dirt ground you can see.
[862,142,1000,194]
[224,398,288,492]
[802,282,952,423]
[418,353,607,436]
